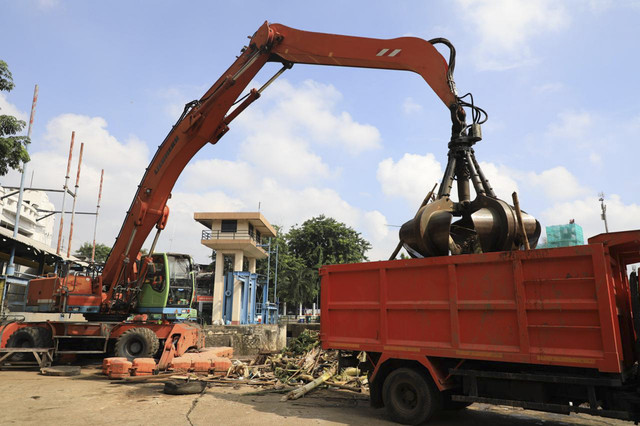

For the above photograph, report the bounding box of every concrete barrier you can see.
[203,324,286,356]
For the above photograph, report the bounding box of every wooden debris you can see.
[126,329,370,397]
[281,366,336,401]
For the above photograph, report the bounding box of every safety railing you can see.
[201,230,261,244]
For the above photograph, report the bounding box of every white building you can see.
[0,185,55,245]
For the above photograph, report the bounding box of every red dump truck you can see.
[320,230,640,424]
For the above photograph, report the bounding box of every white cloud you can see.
[3,113,149,257]
[179,166,397,260]
[477,162,519,200]
[237,80,381,156]
[172,79,391,261]
[589,152,602,166]
[0,78,394,264]
[456,0,570,70]
[0,93,28,121]
[532,82,564,95]
[525,166,590,201]
[181,159,257,192]
[42,114,149,172]
[540,194,640,241]
[36,0,59,10]
[402,97,423,114]
[239,133,331,183]
[546,110,593,141]
[587,0,613,12]
[156,85,208,120]
[377,153,443,206]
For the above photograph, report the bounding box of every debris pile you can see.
[107,331,369,401]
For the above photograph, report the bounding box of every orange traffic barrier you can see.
[212,356,232,372]
[102,357,127,375]
[108,359,132,379]
[170,356,193,371]
[131,358,156,376]
[200,346,233,358]
[192,359,211,372]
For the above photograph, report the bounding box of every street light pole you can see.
[599,192,610,233]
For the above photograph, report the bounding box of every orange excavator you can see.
[0,22,538,366]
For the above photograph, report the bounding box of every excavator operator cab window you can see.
[143,255,165,293]
[166,255,194,308]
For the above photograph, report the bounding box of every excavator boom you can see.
[101,21,461,312]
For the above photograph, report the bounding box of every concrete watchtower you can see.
[194,212,276,324]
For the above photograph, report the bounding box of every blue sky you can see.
[1,0,639,263]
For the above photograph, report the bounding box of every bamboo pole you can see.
[91,169,104,262]
[281,366,336,401]
[67,142,84,258]
[57,131,74,255]
[512,191,530,250]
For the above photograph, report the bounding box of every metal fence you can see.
[201,230,261,244]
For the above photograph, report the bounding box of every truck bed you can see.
[321,230,640,374]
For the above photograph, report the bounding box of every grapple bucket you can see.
[399,130,540,258]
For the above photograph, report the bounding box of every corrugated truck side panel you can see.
[321,243,625,373]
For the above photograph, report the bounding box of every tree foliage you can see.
[75,242,111,263]
[287,215,371,269]
[258,216,371,307]
[0,60,30,175]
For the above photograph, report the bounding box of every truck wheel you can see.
[382,367,441,425]
[6,326,53,362]
[114,328,160,360]
[163,379,207,395]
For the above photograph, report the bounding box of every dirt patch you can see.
[0,368,630,425]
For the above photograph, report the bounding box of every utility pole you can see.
[91,169,104,263]
[67,142,84,258]
[57,131,74,255]
[6,85,38,276]
[599,192,609,233]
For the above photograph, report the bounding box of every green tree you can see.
[75,242,111,263]
[256,226,313,306]
[281,216,371,307]
[0,60,30,175]
[287,215,371,270]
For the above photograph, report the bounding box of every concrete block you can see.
[203,324,286,356]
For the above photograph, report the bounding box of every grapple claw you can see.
[398,114,540,257]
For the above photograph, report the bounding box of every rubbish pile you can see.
[107,330,369,400]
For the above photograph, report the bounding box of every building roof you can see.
[194,212,277,237]
[0,225,79,269]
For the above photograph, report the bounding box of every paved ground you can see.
[0,367,631,425]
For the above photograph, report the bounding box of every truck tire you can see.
[6,326,53,362]
[382,367,442,425]
[114,328,160,360]
[163,379,207,395]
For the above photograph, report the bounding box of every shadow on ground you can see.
[201,386,606,425]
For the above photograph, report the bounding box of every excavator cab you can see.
[137,253,197,320]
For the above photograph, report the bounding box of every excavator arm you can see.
[101,21,461,312]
